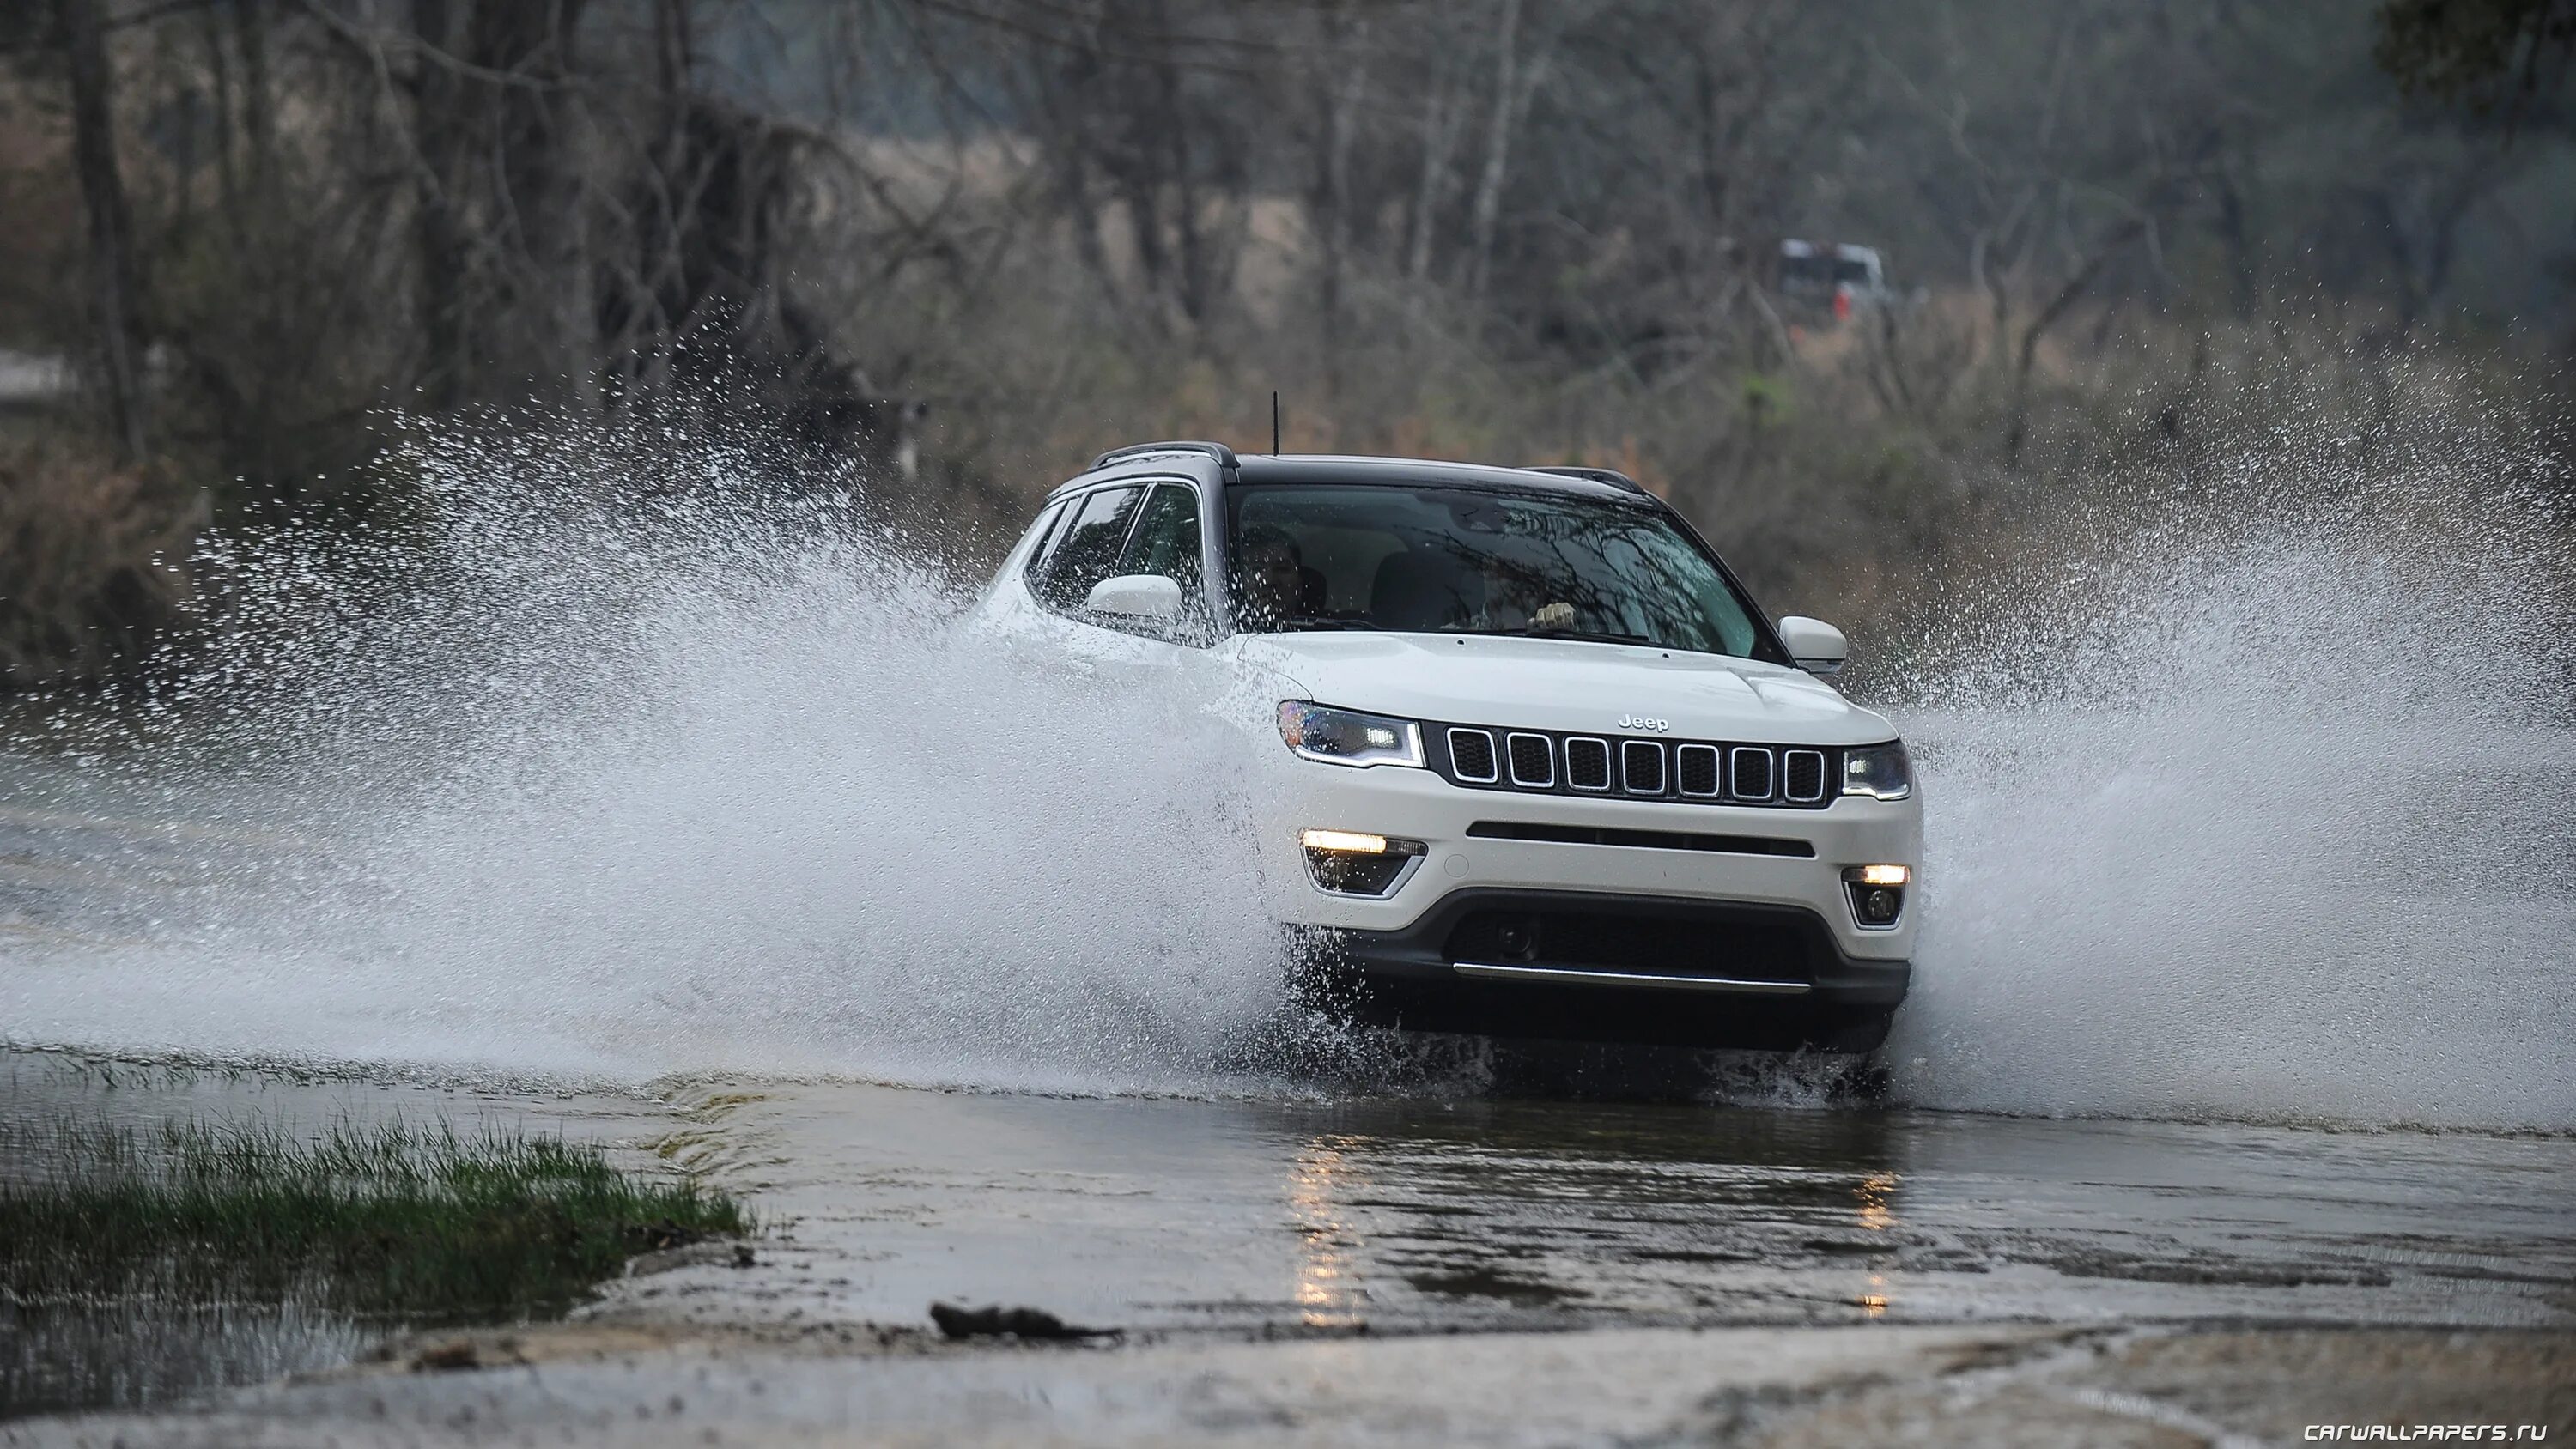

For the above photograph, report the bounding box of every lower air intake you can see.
[1445,906,1812,982]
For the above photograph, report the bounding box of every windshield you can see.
[1225,483,1776,659]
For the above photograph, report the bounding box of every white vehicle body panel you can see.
[969,555,1919,961]
[1237,632,1895,746]
[965,449,1919,1048]
[1265,748,1918,961]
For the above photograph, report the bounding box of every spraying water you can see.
[2,411,2569,1127]
[5,425,1303,1093]
[1886,417,2576,1128]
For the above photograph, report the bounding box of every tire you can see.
[1809,1007,1897,1055]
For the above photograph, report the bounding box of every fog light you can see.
[1841,865,1911,928]
[1303,830,1427,896]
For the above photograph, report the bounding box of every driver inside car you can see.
[1234,525,1308,627]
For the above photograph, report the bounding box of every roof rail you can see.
[1091,440,1240,472]
[1524,464,1649,495]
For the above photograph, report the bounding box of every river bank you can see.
[12,1318,2570,1446]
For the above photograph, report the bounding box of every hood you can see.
[1223,633,1898,745]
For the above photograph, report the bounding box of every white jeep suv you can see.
[972,443,1918,1052]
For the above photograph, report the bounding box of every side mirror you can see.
[1084,573,1185,621]
[1777,615,1848,676]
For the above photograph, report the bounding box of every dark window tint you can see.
[1018,500,1073,583]
[1119,484,1203,601]
[1226,483,1771,659]
[1034,485,1144,610]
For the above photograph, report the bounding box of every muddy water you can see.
[5,1046,2570,1418]
[628,1081,2576,1335]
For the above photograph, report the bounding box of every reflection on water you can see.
[1856,1173,1899,1317]
[1236,1097,2573,1331]
[661,1077,2573,1338]
[1856,1173,1897,1234]
[3,1300,374,1421]
[1259,1100,1917,1327]
[1289,1140,1363,1329]
[8,1052,2573,1419]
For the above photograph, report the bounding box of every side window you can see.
[1119,483,1203,602]
[1033,484,1144,610]
[1017,500,1072,585]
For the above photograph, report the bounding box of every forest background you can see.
[3,0,2571,686]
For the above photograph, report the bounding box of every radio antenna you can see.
[1272,391,1281,455]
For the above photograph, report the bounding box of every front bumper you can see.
[1273,756,1919,951]
[1271,758,1918,1050]
[1293,888,1909,1051]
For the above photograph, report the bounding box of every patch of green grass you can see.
[0,1116,749,1315]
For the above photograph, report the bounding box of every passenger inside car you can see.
[1234,525,1326,627]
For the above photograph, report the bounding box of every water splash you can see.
[1886,429,2576,1129]
[4,411,2570,1126]
[3,423,1319,1093]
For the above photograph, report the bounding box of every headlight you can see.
[1842,741,1911,801]
[1276,701,1424,767]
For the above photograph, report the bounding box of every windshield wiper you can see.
[1510,625,1662,647]
[1279,615,1382,631]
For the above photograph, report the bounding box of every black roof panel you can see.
[1053,450,1652,503]
[1230,453,1644,500]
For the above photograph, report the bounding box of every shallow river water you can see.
[5,1036,2573,1416]
[639,1079,2576,1334]
[3,446,2574,1428]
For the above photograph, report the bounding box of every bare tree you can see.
[58,0,147,460]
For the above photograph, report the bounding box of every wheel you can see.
[1809,1007,1897,1055]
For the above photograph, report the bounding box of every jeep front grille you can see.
[1730,747,1773,801]
[1564,737,1612,791]
[1506,732,1554,787]
[1447,727,1498,783]
[1783,749,1827,803]
[1431,725,1841,811]
[1675,743,1721,797]
[1620,740,1665,795]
